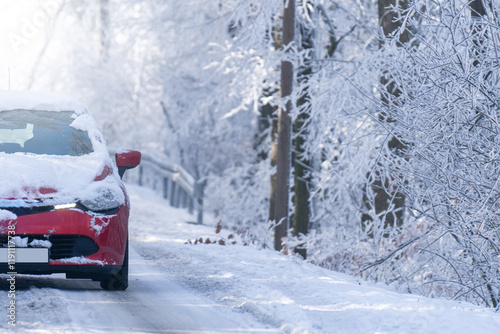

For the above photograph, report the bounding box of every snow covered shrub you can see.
[358,0,500,307]
[205,159,275,248]
[288,0,500,308]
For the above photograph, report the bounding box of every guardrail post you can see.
[188,197,194,214]
[175,184,181,208]
[181,189,188,208]
[138,165,144,186]
[179,189,184,208]
[170,181,177,207]
[194,179,206,225]
[163,177,169,199]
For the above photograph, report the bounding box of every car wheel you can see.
[101,238,129,291]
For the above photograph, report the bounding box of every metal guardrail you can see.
[111,151,204,225]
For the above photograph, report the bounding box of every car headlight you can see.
[79,186,124,214]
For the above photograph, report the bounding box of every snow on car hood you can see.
[0,152,121,203]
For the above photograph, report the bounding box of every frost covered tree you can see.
[358,0,500,307]
[360,0,410,235]
[274,0,500,308]
[291,0,356,257]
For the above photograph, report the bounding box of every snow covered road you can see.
[3,184,500,333]
[0,244,277,333]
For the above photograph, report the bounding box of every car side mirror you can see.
[115,150,141,178]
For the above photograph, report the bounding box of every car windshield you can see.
[0,110,93,156]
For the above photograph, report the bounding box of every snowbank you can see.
[128,185,500,334]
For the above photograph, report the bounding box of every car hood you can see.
[0,152,118,203]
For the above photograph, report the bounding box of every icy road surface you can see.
[0,244,276,333]
[2,184,500,333]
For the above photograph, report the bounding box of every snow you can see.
[52,257,105,266]
[2,184,500,333]
[28,239,52,248]
[0,152,106,201]
[89,216,111,236]
[0,123,34,148]
[0,209,16,221]
[0,91,88,115]
[0,151,125,212]
[79,180,125,212]
[127,185,500,333]
[12,236,28,248]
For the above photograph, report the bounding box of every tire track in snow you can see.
[0,246,279,333]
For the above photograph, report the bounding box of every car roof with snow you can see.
[0,91,88,115]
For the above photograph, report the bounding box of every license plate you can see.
[0,248,49,263]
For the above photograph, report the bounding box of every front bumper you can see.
[0,263,121,280]
[0,205,128,277]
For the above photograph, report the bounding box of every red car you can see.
[0,91,140,290]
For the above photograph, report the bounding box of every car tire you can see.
[100,237,129,291]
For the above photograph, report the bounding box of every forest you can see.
[3,0,500,309]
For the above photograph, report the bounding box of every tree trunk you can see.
[268,23,283,225]
[269,113,278,223]
[254,88,276,162]
[292,5,314,258]
[378,0,411,47]
[274,0,295,251]
[292,109,310,258]
[100,0,110,62]
[470,0,486,17]
[470,0,486,67]
[362,0,409,235]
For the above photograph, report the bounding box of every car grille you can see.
[0,235,99,260]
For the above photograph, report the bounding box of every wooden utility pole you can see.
[274,0,295,251]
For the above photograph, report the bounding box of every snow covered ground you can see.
[2,184,500,333]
